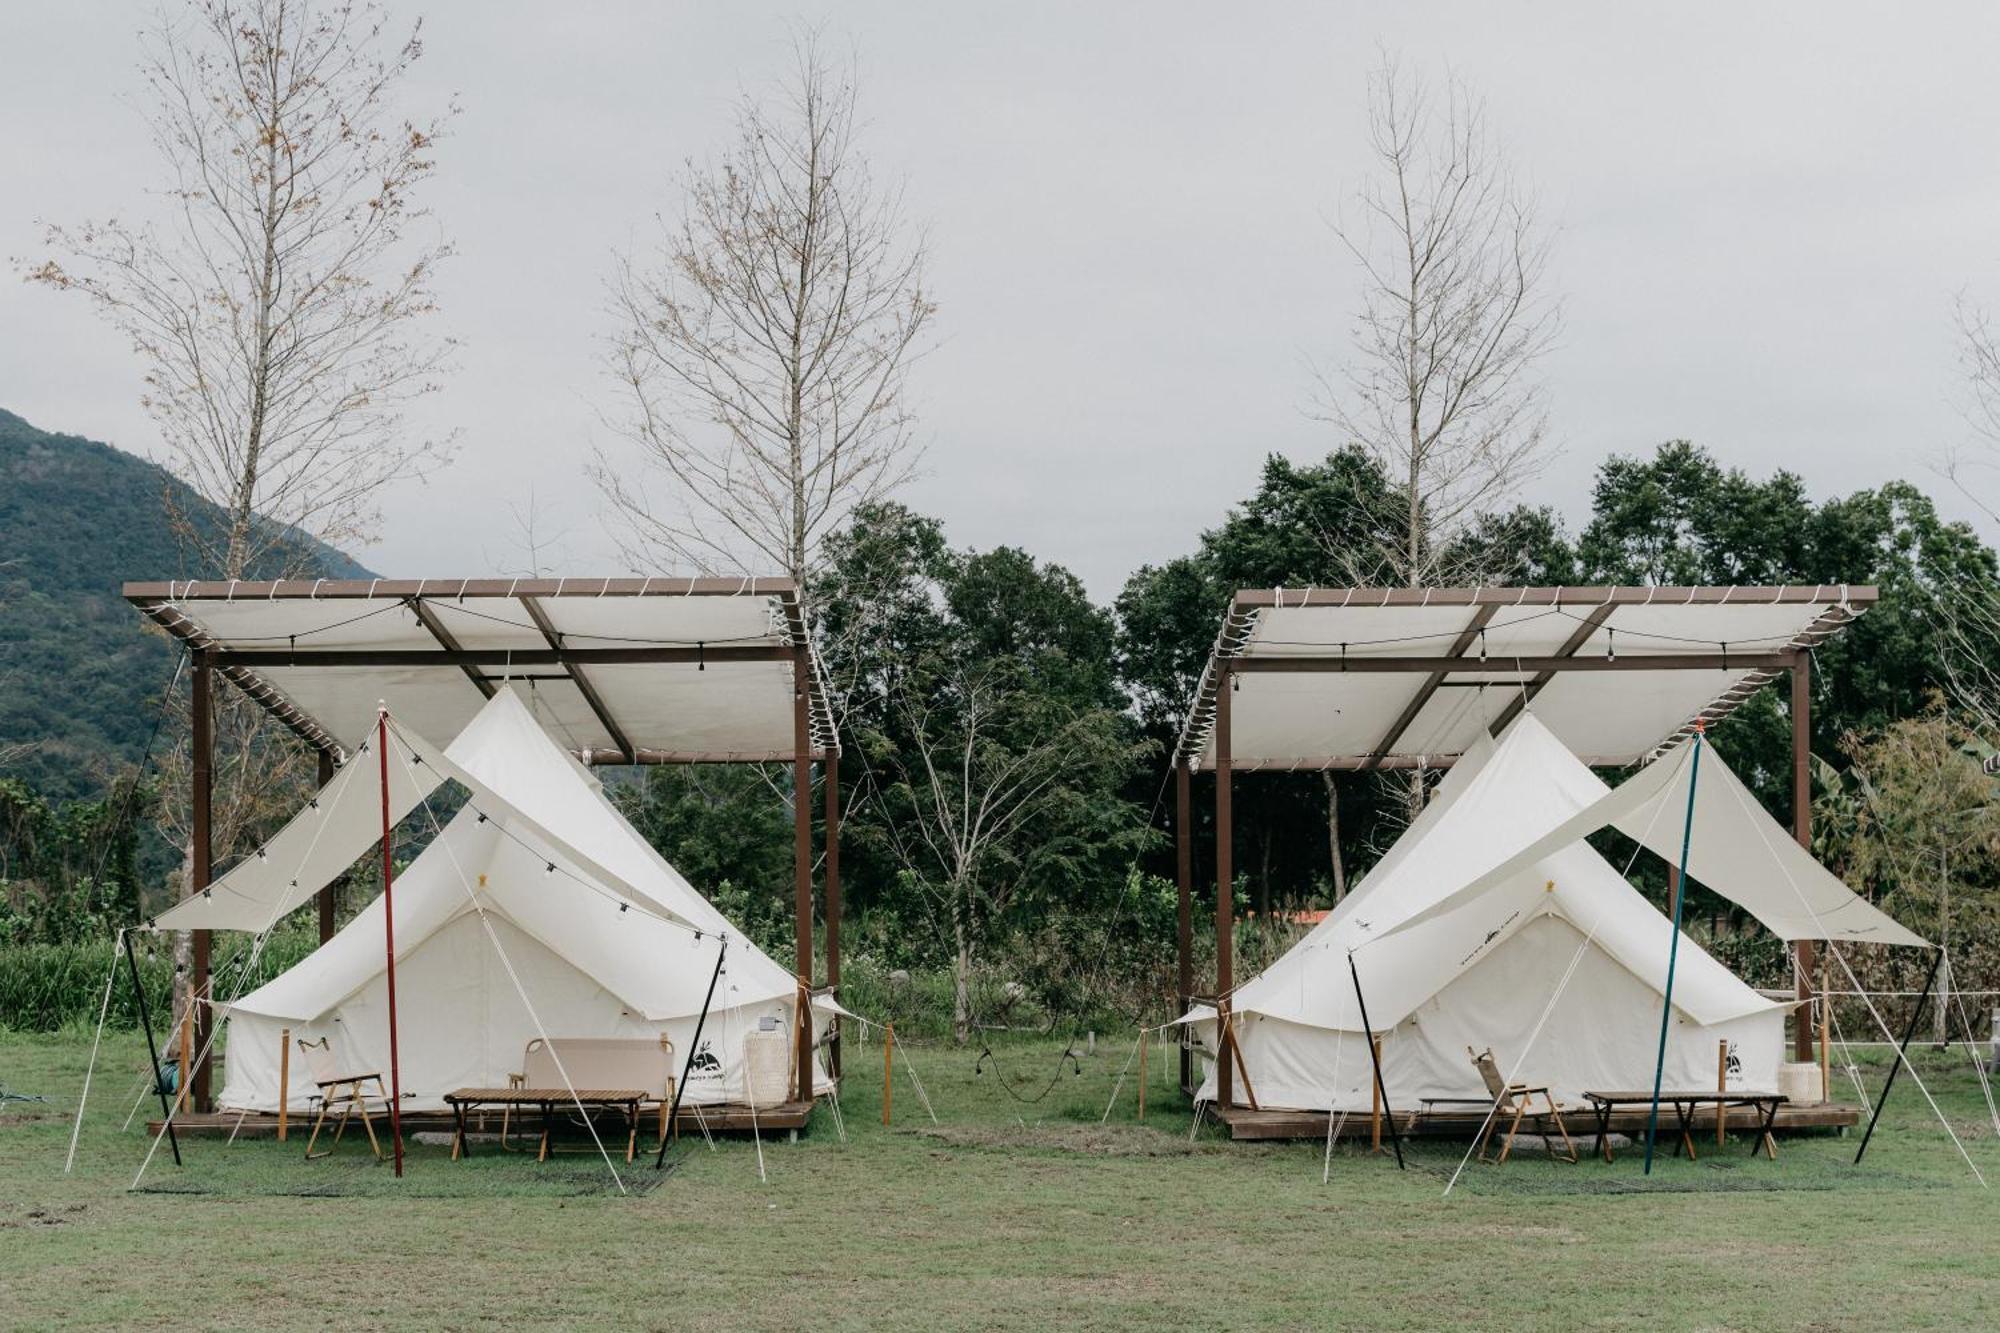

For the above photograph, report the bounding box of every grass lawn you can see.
[2,1024,1997,1330]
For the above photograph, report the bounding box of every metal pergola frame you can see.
[1169,584,1879,1106]
[123,577,844,1115]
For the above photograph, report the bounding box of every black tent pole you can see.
[1854,947,1943,1166]
[1348,951,1404,1170]
[124,930,180,1166]
[655,936,727,1169]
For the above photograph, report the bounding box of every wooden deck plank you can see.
[150,1100,818,1140]
[1209,1101,1863,1142]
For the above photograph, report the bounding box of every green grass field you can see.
[2,1027,1997,1331]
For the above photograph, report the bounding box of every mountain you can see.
[0,408,371,799]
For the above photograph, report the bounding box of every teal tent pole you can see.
[1644,727,1706,1175]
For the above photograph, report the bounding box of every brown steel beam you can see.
[793,649,815,1104]
[123,576,800,601]
[1228,649,1791,675]
[583,749,828,765]
[211,646,793,668]
[520,596,635,762]
[1364,604,1499,767]
[406,597,495,700]
[1486,603,1620,734]
[1792,655,1816,1062]
[190,652,214,1113]
[1215,666,1234,1110]
[1231,585,1881,610]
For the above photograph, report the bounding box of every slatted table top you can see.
[1583,1090,1789,1105]
[445,1088,649,1104]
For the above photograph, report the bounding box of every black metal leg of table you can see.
[1594,1102,1613,1162]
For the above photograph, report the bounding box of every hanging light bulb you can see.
[1606,627,1616,663]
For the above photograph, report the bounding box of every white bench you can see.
[498,1036,677,1149]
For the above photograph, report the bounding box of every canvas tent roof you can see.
[218,687,805,1024]
[1173,585,1873,771]
[1227,713,1786,1032]
[122,577,838,764]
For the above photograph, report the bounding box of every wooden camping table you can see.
[1581,1090,1788,1163]
[444,1088,649,1163]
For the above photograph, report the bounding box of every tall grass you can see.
[0,927,320,1032]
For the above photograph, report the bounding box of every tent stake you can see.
[123,931,180,1166]
[378,710,405,1178]
[657,937,727,1168]
[1644,731,1706,1175]
[1348,952,1403,1169]
[1854,948,1942,1166]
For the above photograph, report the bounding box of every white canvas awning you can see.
[150,692,694,934]
[1388,731,1929,947]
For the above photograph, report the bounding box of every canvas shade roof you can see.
[122,577,838,764]
[1225,713,1784,1034]
[1173,585,1874,771]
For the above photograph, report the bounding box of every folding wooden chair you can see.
[297,1037,388,1161]
[1469,1046,1578,1165]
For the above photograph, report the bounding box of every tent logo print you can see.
[689,1040,722,1080]
[1724,1041,1741,1083]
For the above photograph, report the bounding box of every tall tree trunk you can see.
[1321,771,1347,902]
[952,909,973,1047]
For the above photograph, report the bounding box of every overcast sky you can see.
[6,3,2000,599]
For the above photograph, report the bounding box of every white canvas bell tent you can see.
[170,687,838,1113]
[1185,713,1787,1112]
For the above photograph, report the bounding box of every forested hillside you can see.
[0,409,368,799]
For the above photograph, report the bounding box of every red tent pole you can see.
[378,708,405,1177]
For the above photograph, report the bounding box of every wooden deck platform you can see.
[149,1099,818,1141]
[1208,1099,1864,1142]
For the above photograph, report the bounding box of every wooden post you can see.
[1819,957,1833,1105]
[825,753,841,1079]
[278,1028,291,1142]
[176,1004,192,1114]
[882,1022,894,1126]
[1370,1035,1383,1153]
[793,651,815,1106]
[190,650,214,1112]
[1175,758,1193,1095]
[316,750,338,944]
[1215,667,1234,1110]
[1792,655,1817,1062]
[1137,1028,1148,1121]
[1717,1039,1729,1148]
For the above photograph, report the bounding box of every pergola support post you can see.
[825,755,842,1079]
[1792,654,1817,1062]
[793,650,815,1105]
[190,651,214,1113]
[1215,667,1234,1110]
[316,749,338,944]
[1175,757,1193,1095]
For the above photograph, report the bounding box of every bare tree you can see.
[25,0,456,578]
[22,0,457,1045]
[596,31,934,587]
[1320,53,1560,587]
[1938,296,2000,737]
